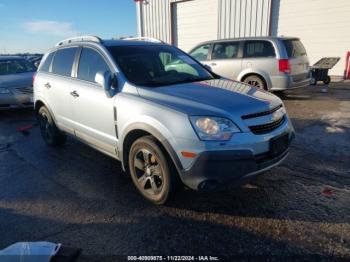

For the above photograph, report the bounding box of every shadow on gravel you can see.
[275,84,350,102]
[1,87,350,258]
[0,108,35,121]
[0,207,331,259]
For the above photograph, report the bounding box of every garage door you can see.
[274,0,350,76]
[172,0,218,52]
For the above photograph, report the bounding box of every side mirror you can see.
[95,71,117,98]
[34,61,40,68]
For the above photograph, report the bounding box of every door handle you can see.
[44,83,51,89]
[70,91,79,98]
[210,63,217,66]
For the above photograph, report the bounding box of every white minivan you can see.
[189,37,310,91]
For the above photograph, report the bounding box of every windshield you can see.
[107,45,215,87]
[0,59,36,75]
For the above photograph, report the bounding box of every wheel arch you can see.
[238,69,272,90]
[34,99,57,123]
[120,123,183,176]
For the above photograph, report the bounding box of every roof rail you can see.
[55,35,103,47]
[122,37,165,44]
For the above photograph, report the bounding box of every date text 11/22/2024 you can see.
[127,256,220,261]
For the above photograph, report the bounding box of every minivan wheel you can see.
[38,106,66,147]
[129,136,173,205]
[243,75,267,90]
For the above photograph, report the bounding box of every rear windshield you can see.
[283,39,307,58]
[0,59,36,75]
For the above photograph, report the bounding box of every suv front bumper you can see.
[0,93,33,109]
[179,133,293,190]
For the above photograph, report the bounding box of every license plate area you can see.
[270,134,289,156]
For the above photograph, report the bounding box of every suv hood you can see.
[137,79,282,117]
[0,72,34,88]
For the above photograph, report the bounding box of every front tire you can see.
[243,75,267,90]
[38,106,66,147]
[128,136,174,205]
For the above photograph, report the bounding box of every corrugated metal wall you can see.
[218,0,272,39]
[138,0,272,45]
[272,0,350,76]
[139,0,172,43]
[173,0,219,51]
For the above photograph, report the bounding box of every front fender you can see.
[118,118,184,174]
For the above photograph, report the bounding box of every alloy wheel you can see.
[133,148,164,196]
[247,79,262,88]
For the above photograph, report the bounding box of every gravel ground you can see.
[0,82,349,261]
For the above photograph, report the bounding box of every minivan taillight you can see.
[278,59,291,74]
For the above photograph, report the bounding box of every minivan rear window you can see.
[283,39,307,58]
[244,41,275,58]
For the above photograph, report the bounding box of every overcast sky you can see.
[0,0,137,53]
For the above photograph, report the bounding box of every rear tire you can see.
[128,136,174,205]
[38,106,66,147]
[243,75,267,90]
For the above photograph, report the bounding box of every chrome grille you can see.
[15,87,33,94]
[249,116,285,135]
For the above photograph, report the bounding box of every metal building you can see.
[136,0,350,76]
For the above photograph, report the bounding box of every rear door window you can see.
[51,47,78,77]
[77,48,110,83]
[212,42,240,59]
[283,39,307,58]
[243,41,275,58]
[39,52,55,73]
[189,44,210,61]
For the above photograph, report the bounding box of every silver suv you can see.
[34,36,295,204]
[189,37,310,91]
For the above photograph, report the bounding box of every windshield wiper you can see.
[165,77,212,86]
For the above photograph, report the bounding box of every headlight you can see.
[190,116,240,141]
[0,88,10,94]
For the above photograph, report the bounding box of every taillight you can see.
[278,59,291,74]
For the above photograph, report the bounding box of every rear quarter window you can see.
[39,52,55,73]
[51,47,78,77]
[283,39,307,58]
[244,41,275,58]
